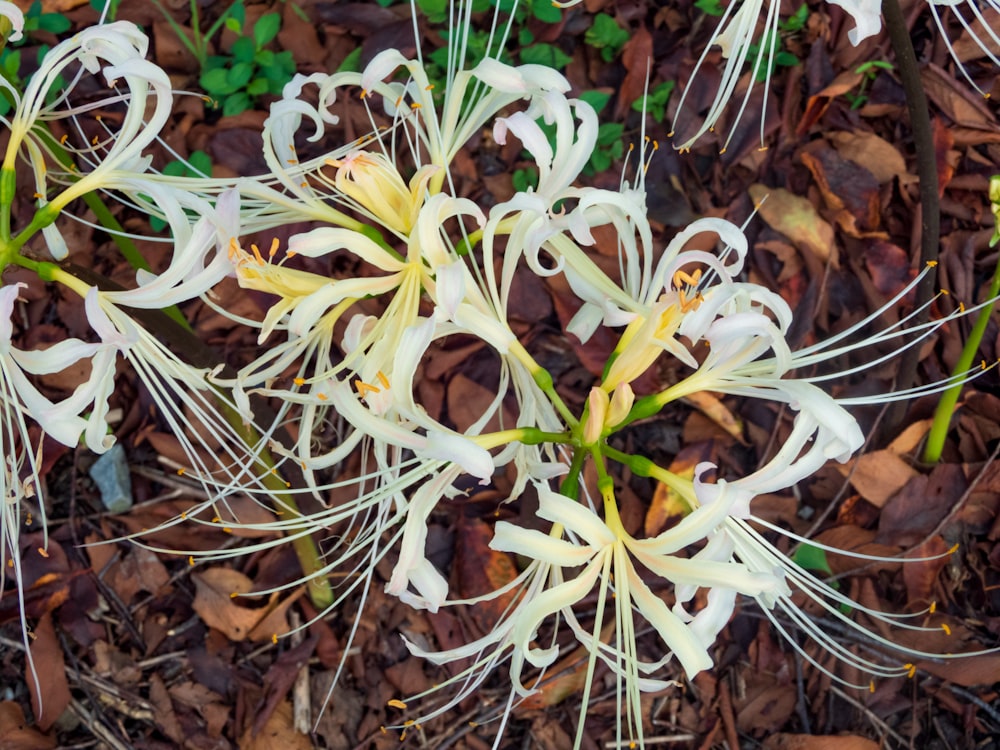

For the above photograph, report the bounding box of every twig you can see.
[879,0,941,439]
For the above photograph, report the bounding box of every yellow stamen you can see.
[38,548,48,558]
[376,371,391,390]
[387,699,407,709]
[941,623,951,635]
[59,134,69,145]
[356,380,381,397]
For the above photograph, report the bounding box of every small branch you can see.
[879,0,941,440]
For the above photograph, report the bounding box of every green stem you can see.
[58,263,334,608]
[923,178,1000,463]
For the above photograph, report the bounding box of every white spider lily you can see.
[0,22,172,259]
[237,45,572,238]
[389,481,785,748]
[670,0,999,149]
[0,1,23,42]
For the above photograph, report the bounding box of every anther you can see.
[941,623,952,635]
[376,371,391,390]
[387,699,407,709]
[37,547,48,558]
[355,380,382,397]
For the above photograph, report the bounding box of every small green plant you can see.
[519,42,572,70]
[694,0,726,16]
[512,166,539,193]
[578,90,624,174]
[632,80,676,123]
[585,13,629,62]
[199,11,296,117]
[746,5,808,83]
[844,60,894,109]
[152,0,246,67]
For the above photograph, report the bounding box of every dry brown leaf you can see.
[684,391,745,442]
[0,701,56,750]
[192,568,296,642]
[616,24,653,120]
[887,418,934,455]
[748,184,837,267]
[27,613,71,732]
[920,64,999,130]
[837,450,918,508]
[764,735,880,750]
[828,131,908,184]
[238,700,312,750]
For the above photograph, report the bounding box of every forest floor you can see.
[1,0,1000,748]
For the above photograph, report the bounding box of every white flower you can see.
[1,23,173,258]
[0,1,23,42]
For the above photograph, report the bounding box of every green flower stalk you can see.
[924,174,1000,464]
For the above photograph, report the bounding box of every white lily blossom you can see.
[0,22,173,258]
[0,1,23,42]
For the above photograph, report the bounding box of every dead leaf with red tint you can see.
[800,147,882,235]
[684,391,746,442]
[902,536,953,604]
[0,701,56,750]
[27,613,71,732]
[763,735,880,750]
[836,449,918,508]
[104,546,170,605]
[876,463,966,547]
[239,700,311,750]
[455,516,519,635]
[516,622,614,711]
[148,674,184,746]
[191,568,299,642]
[863,240,916,297]
[933,116,956,196]
[920,64,999,134]
[748,185,837,271]
[644,442,711,536]
[253,636,318,737]
[616,24,653,120]
[796,70,864,136]
[828,131,908,185]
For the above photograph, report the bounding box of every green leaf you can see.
[694,0,726,16]
[595,122,623,147]
[188,150,212,177]
[37,12,71,34]
[781,4,809,32]
[416,0,447,23]
[338,46,363,73]
[791,543,834,575]
[585,14,629,62]
[578,90,611,115]
[631,80,675,122]
[519,43,571,70]
[247,77,269,96]
[2,49,20,78]
[226,61,254,90]
[253,13,281,49]
[224,17,242,34]
[531,0,561,23]
[223,91,252,117]
[512,167,538,192]
[231,35,255,63]
[200,67,233,95]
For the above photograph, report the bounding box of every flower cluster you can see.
[0,1,996,748]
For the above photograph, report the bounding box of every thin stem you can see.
[923,177,1000,463]
[58,263,334,608]
[879,0,940,439]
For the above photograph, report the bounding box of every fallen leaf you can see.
[191,568,297,642]
[837,450,918,508]
[764,734,880,750]
[239,700,311,750]
[616,24,653,120]
[456,516,519,635]
[27,613,71,732]
[0,701,56,750]
[684,391,746,442]
[645,443,710,537]
[749,184,837,268]
[828,131,908,184]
